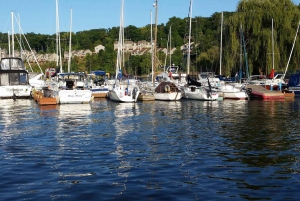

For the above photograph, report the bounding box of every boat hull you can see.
[91,88,109,98]
[109,88,139,102]
[154,92,182,101]
[59,89,92,104]
[0,85,32,98]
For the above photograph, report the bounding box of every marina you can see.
[0,98,300,200]
[1,0,300,199]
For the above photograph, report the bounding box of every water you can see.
[1,98,300,200]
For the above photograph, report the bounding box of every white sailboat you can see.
[137,10,155,101]
[56,6,92,104]
[216,12,249,100]
[151,0,182,101]
[180,0,217,101]
[109,0,140,103]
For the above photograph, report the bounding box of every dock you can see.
[246,84,285,100]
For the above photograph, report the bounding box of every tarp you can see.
[91,70,106,76]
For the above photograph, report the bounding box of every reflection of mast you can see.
[153,0,158,86]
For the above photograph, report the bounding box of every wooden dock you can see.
[246,84,285,100]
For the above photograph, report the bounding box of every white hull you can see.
[154,92,182,101]
[109,87,139,102]
[183,87,218,101]
[0,85,32,98]
[58,89,92,104]
[218,85,248,100]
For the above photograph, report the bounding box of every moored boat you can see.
[57,72,92,104]
[0,57,32,99]
[154,81,181,101]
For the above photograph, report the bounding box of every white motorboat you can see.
[0,57,32,99]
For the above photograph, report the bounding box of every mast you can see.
[164,26,170,70]
[8,31,11,57]
[187,0,193,75]
[153,0,158,86]
[151,10,154,85]
[68,8,72,73]
[283,21,300,80]
[239,24,242,83]
[11,12,14,57]
[19,13,22,60]
[219,12,223,76]
[56,0,62,72]
[272,18,274,70]
[169,26,172,66]
[115,0,124,80]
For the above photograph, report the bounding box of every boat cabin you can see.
[57,72,88,90]
[0,57,29,86]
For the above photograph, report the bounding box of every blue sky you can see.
[1,0,300,35]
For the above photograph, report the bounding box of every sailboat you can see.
[56,6,92,104]
[109,0,140,103]
[244,19,286,91]
[137,10,155,101]
[180,0,217,101]
[217,15,249,100]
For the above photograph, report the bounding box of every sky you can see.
[1,0,300,35]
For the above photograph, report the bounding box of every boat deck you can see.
[246,84,285,100]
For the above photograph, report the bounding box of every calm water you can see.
[1,98,300,200]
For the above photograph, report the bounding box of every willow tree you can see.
[223,0,300,76]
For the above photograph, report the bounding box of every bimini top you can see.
[0,57,25,71]
[91,70,106,76]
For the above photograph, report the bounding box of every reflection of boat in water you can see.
[58,104,92,117]
[111,100,138,196]
[0,99,33,136]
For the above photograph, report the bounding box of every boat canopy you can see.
[91,70,106,76]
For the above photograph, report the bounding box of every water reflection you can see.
[1,98,300,200]
[110,102,139,197]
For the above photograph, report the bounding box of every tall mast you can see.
[220,12,223,75]
[272,18,274,70]
[151,10,154,85]
[239,24,242,83]
[153,0,158,86]
[283,21,300,80]
[169,26,172,67]
[68,8,72,73]
[8,31,11,57]
[11,12,14,57]
[115,0,124,80]
[187,0,193,75]
[19,13,22,60]
[56,0,62,72]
